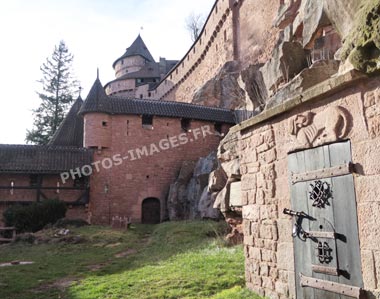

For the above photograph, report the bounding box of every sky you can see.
[0,0,215,144]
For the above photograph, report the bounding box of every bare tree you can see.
[185,12,205,42]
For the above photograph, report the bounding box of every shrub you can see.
[3,199,67,233]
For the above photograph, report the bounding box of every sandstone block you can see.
[373,250,380,289]
[241,173,257,191]
[261,249,276,263]
[361,250,377,289]
[262,276,275,290]
[355,175,380,204]
[243,204,260,221]
[275,281,289,297]
[256,189,265,205]
[249,247,262,261]
[277,242,294,271]
[251,275,263,287]
[260,263,270,276]
[244,235,254,246]
[358,202,380,250]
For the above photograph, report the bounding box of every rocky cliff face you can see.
[166,152,222,221]
[166,146,244,244]
[192,0,380,115]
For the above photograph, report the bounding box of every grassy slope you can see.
[0,221,262,299]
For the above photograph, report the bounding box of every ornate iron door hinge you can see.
[300,273,365,298]
[291,162,354,184]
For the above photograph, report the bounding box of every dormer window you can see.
[181,119,191,132]
[142,115,153,130]
[214,123,224,136]
[30,174,38,187]
[74,176,86,188]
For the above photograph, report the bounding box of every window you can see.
[148,92,151,97]
[121,59,124,65]
[214,123,222,134]
[224,30,227,42]
[142,115,153,130]
[140,94,143,99]
[181,118,191,132]
[30,175,38,187]
[74,176,86,188]
[102,121,108,127]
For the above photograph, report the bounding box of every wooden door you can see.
[142,198,161,224]
[288,141,364,299]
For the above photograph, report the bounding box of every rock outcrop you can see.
[192,61,246,110]
[166,152,221,220]
[211,131,244,244]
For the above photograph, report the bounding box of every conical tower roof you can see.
[79,78,112,115]
[49,96,84,147]
[112,35,155,68]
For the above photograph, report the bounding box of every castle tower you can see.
[113,34,155,79]
[105,35,178,99]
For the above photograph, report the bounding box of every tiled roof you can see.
[0,145,92,174]
[112,35,155,68]
[105,62,161,88]
[49,97,84,147]
[80,79,236,124]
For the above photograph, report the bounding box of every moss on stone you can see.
[341,0,380,74]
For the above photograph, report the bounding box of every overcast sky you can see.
[0,0,215,144]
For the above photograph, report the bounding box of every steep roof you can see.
[105,62,161,88]
[49,97,84,147]
[0,145,92,174]
[112,35,155,68]
[80,79,236,124]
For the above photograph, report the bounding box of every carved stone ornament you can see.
[289,106,350,149]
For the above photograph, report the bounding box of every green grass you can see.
[0,220,262,299]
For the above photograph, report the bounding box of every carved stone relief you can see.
[289,106,350,149]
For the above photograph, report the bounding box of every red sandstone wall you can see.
[152,0,280,103]
[84,113,112,148]
[238,0,280,66]
[85,113,228,224]
[153,0,234,102]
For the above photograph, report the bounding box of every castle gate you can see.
[287,141,364,298]
[141,198,161,224]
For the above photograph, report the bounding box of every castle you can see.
[2,0,380,298]
[0,34,233,225]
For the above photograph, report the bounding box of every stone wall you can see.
[153,0,235,102]
[84,112,229,225]
[152,0,281,107]
[219,72,380,298]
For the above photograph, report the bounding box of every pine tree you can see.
[26,41,79,145]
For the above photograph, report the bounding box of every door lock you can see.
[283,208,316,241]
